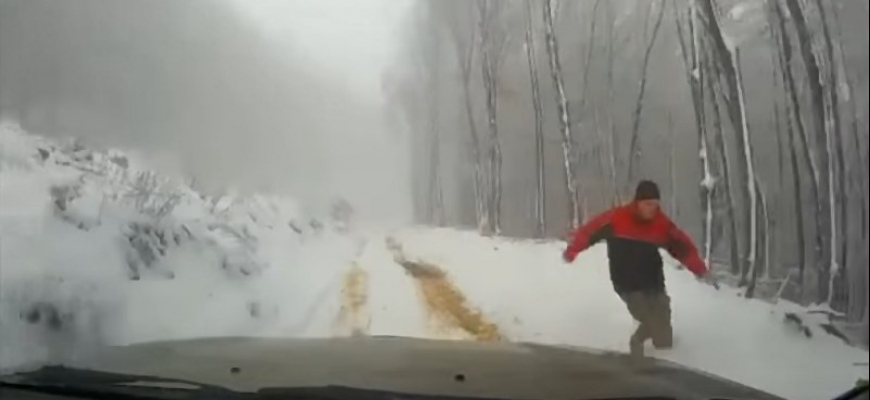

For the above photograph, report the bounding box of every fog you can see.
[0,1,867,387]
[1,0,868,320]
[0,0,413,225]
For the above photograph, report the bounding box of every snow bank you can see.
[1,123,866,400]
[0,122,361,369]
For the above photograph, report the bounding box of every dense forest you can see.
[388,0,868,338]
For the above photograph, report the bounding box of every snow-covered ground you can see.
[0,122,867,400]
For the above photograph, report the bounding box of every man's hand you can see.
[698,272,720,290]
[563,250,575,264]
[701,271,719,290]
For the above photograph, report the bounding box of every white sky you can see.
[224,0,416,225]
[227,0,413,100]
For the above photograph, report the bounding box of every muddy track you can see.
[336,263,369,336]
[386,238,503,342]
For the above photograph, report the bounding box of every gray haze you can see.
[1,0,868,331]
[0,0,412,224]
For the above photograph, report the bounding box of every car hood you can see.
[11,336,784,400]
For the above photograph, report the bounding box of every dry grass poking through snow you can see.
[336,263,369,336]
[385,237,503,342]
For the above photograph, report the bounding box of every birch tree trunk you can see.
[668,114,679,218]
[674,2,713,266]
[703,42,741,279]
[768,0,810,299]
[733,48,759,287]
[478,0,504,235]
[449,17,488,233]
[543,0,580,228]
[783,0,834,304]
[426,81,445,226]
[605,1,619,203]
[771,101,784,279]
[626,0,667,185]
[462,78,489,233]
[481,39,499,234]
[830,3,869,240]
[426,126,445,226]
[830,3,870,319]
[525,0,546,238]
[810,0,846,307]
[578,0,604,116]
[593,106,617,206]
[747,179,769,299]
[770,0,823,295]
[784,90,809,301]
[696,0,755,281]
[864,256,869,343]
[863,241,870,342]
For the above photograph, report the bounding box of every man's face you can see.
[635,199,661,221]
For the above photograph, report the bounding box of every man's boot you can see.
[629,336,656,369]
[630,340,643,358]
[629,333,645,360]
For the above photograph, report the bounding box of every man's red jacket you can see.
[564,204,707,293]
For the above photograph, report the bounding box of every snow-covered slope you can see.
[1,123,866,400]
[0,122,364,366]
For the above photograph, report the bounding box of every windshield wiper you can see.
[0,366,246,400]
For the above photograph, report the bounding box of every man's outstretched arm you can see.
[564,209,616,263]
[664,224,708,277]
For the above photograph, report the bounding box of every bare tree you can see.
[426,67,445,226]
[477,0,508,235]
[577,0,604,119]
[733,48,760,286]
[829,3,869,242]
[829,2,869,320]
[593,105,617,206]
[770,53,786,280]
[674,1,713,266]
[525,0,546,238]
[605,1,620,203]
[573,0,605,209]
[695,0,759,285]
[403,9,448,227]
[747,178,770,299]
[783,0,834,304]
[769,0,822,298]
[543,0,580,229]
[782,87,809,300]
[864,246,870,342]
[667,113,678,218]
[809,0,847,306]
[703,38,741,279]
[626,0,667,185]
[444,3,489,233]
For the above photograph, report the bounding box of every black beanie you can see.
[635,180,661,201]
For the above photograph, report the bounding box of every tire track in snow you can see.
[385,238,503,342]
[334,263,370,336]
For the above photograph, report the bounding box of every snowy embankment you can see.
[0,122,363,365]
[0,122,866,400]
